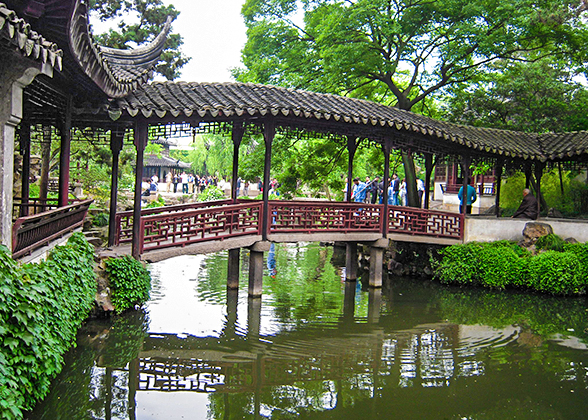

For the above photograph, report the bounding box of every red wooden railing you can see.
[115,199,233,245]
[268,201,382,233]
[13,197,82,218]
[440,183,495,195]
[139,202,263,253]
[388,205,464,240]
[12,199,93,259]
[114,199,464,254]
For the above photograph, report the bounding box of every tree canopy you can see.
[234,0,588,205]
[88,0,189,80]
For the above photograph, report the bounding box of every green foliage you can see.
[91,212,109,227]
[435,240,587,295]
[0,233,96,419]
[196,186,226,202]
[527,251,584,295]
[535,234,566,252]
[104,256,151,313]
[145,195,165,208]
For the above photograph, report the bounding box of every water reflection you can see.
[28,243,588,419]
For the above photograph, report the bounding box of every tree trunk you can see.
[401,150,419,207]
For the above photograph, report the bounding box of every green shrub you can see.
[535,234,565,252]
[563,242,588,270]
[0,233,96,419]
[105,256,151,313]
[527,251,584,295]
[477,246,522,289]
[434,243,480,285]
[91,212,109,227]
[196,185,226,202]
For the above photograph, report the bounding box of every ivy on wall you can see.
[104,256,151,313]
[0,233,96,420]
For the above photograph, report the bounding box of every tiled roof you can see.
[69,0,171,98]
[117,82,588,161]
[0,2,63,70]
[145,154,190,169]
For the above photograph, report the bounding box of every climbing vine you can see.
[104,256,151,313]
[0,233,96,420]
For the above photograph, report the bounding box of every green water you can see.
[28,243,588,419]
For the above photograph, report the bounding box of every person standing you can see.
[399,178,407,206]
[165,172,172,193]
[417,178,425,208]
[512,188,539,219]
[351,177,368,203]
[458,179,477,214]
[173,173,179,193]
[391,174,400,205]
[181,172,189,194]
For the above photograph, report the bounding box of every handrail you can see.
[12,199,93,259]
[115,199,234,245]
[387,205,464,240]
[139,202,263,253]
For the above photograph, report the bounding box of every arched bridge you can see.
[114,199,464,261]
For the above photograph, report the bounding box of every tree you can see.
[442,57,588,133]
[235,0,588,206]
[88,0,189,80]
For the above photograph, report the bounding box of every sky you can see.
[91,0,249,83]
[165,0,248,83]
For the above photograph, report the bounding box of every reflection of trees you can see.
[28,310,150,420]
[436,287,588,344]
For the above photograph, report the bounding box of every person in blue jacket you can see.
[351,177,368,203]
[458,179,477,214]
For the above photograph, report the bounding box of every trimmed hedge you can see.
[434,239,588,295]
[0,233,97,420]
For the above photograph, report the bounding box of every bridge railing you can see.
[388,205,464,240]
[139,202,263,253]
[268,201,382,233]
[115,199,233,245]
[12,199,93,259]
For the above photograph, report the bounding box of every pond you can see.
[28,242,588,419]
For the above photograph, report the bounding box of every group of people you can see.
[146,172,220,195]
[349,174,426,207]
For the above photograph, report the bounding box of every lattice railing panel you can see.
[115,199,233,245]
[140,202,262,252]
[388,207,463,239]
[268,202,382,233]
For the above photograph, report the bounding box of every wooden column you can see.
[460,155,471,215]
[424,153,434,210]
[108,130,124,247]
[262,119,275,240]
[58,96,72,207]
[18,122,31,217]
[227,248,240,289]
[231,122,244,202]
[382,140,391,237]
[524,161,532,188]
[345,242,358,281]
[346,137,358,203]
[132,120,148,259]
[494,158,504,217]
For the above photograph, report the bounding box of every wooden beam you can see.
[262,119,275,240]
[108,129,124,247]
[132,119,148,259]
